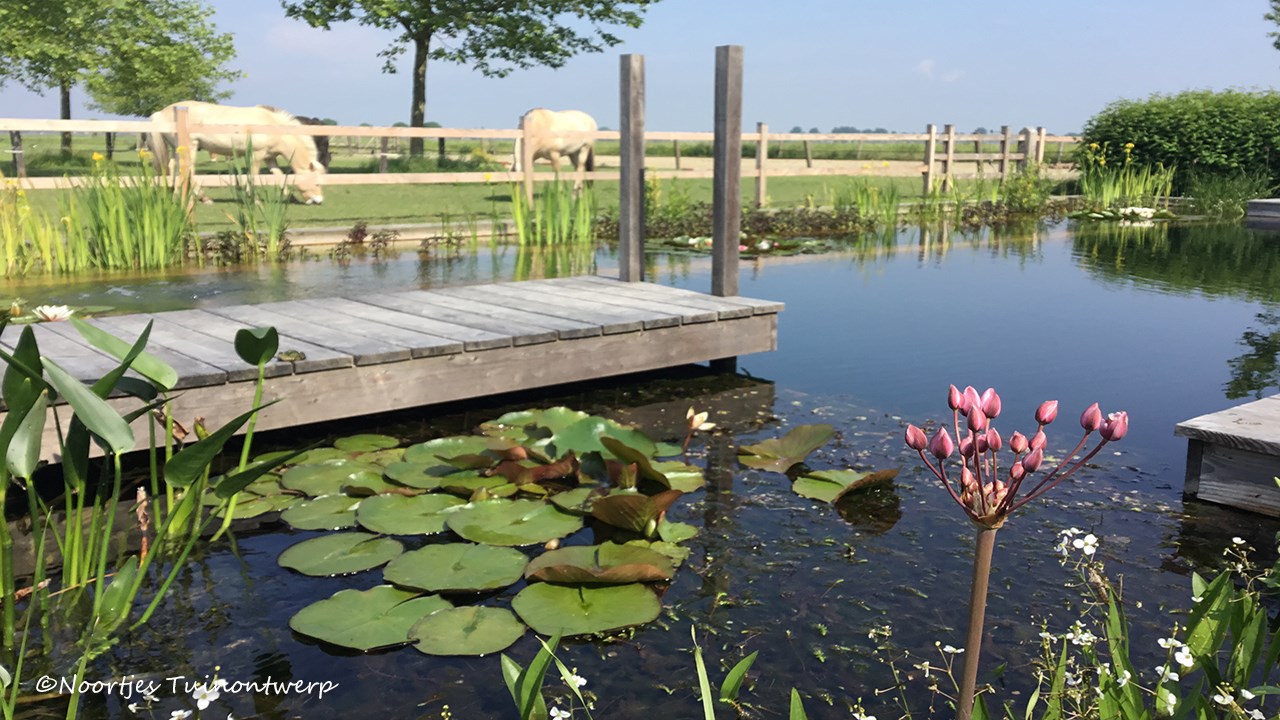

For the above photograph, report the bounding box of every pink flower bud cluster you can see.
[905,385,1128,527]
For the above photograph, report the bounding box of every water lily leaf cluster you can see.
[264,408,700,655]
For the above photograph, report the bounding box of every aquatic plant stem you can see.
[0,471,13,648]
[958,524,999,720]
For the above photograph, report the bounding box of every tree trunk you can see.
[409,33,430,158]
[60,81,72,155]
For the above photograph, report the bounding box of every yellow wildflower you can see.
[1098,158,1106,166]
[138,148,152,159]
[1089,142,1100,151]
[484,172,493,183]
[882,161,890,167]
[1123,142,1135,150]
[92,151,105,162]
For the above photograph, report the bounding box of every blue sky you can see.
[2,0,1279,134]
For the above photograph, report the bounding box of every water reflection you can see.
[1225,309,1280,399]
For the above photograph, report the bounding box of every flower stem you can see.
[958,525,999,720]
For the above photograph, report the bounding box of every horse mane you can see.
[255,104,299,124]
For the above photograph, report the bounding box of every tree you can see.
[790,125,803,133]
[279,0,660,156]
[808,127,820,134]
[0,0,238,151]
[973,126,989,135]
[1268,1,1280,52]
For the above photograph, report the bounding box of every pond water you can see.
[31,221,1280,719]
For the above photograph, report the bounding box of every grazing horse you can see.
[511,109,597,200]
[148,101,326,204]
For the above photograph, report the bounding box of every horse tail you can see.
[585,146,594,172]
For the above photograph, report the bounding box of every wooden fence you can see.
[0,116,1078,206]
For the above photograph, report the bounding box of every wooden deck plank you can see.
[555,276,754,319]
[437,283,660,334]
[157,310,352,374]
[40,321,227,389]
[360,288,560,345]
[0,323,122,382]
[1175,395,1280,456]
[283,299,465,358]
[517,279,718,324]
[205,303,411,365]
[89,314,292,383]
[321,297,510,351]
[578,275,785,315]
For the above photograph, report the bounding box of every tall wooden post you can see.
[755,122,768,208]
[105,132,115,160]
[438,137,446,164]
[998,125,1011,183]
[712,44,743,300]
[922,124,937,194]
[803,139,813,168]
[9,132,25,179]
[619,53,646,283]
[673,140,682,170]
[379,137,389,173]
[1036,127,1047,165]
[942,124,956,193]
[1018,127,1036,172]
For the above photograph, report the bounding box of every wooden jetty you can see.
[1176,395,1280,516]
[1246,199,1280,230]
[0,276,781,463]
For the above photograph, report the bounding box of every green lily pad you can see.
[281,494,360,530]
[281,460,382,497]
[278,532,404,576]
[532,407,591,434]
[649,461,706,492]
[212,494,298,519]
[403,436,494,464]
[384,543,528,593]
[357,448,407,466]
[384,461,454,488]
[737,424,836,473]
[295,447,356,464]
[252,450,299,465]
[524,543,674,584]
[436,472,515,496]
[342,471,412,497]
[356,494,466,535]
[625,539,692,567]
[793,468,899,504]
[657,519,698,544]
[289,585,451,651]
[446,499,584,546]
[654,442,684,457]
[551,417,656,459]
[512,583,661,637]
[409,606,526,657]
[335,434,400,452]
[549,486,601,515]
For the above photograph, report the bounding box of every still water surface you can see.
[33,221,1280,718]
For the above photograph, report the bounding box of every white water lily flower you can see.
[686,407,715,432]
[192,682,220,710]
[32,305,73,322]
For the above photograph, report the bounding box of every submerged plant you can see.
[904,385,1128,719]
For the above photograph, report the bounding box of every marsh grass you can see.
[62,158,194,271]
[222,142,292,260]
[1185,171,1273,219]
[510,178,596,248]
[1078,143,1175,210]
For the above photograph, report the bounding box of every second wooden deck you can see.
[1177,395,1280,516]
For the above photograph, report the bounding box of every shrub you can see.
[1081,89,1280,192]
[1185,170,1274,219]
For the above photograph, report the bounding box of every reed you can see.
[509,178,596,248]
[67,156,194,270]
[1078,143,1175,210]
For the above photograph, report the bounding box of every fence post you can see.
[379,137,389,173]
[856,139,864,160]
[1018,127,1036,172]
[942,124,956,193]
[803,139,813,168]
[673,140,681,170]
[9,132,25,178]
[438,136,446,164]
[1036,127,1047,165]
[105,132,115,160]
[619,53,646,283]
[922,124,937,195]
[755,122,768,208]
[712,44,743,300]
[999,126,1011,183]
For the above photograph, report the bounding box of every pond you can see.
[24,220,1280,719]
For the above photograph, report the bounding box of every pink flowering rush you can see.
[903,387,1128,528]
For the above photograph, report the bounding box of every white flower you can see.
[941,644,964,654]
[1154,665,1180,682]
[853,712,877,720]
[1240,688,1256,701]
[192,683,220,710]
[1072,533,1099,556]
[1213,691,1232,706]
[1233,537,1246,545]
[1174,646,1195,668]
[170,712,193,720]
[31,305,73,322]
[127,704,139,714]
[143,691,159,703]
[567,673,587,689]
[1192,595,1203,604]
[915,661,932,678]
[1160,690,1177,715]
[1117,670,1131,687]
[550,708,571,719]
[755,240,772,251]
[1069,630,1098,647]
[1157,637,1178,649]
[1248,710,1265,720]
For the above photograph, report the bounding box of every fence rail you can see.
[0,116,1079,205]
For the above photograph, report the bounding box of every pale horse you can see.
[147,101,326,204]
[510,109,597,199]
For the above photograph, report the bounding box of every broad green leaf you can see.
[234,326,279,366]
[719,651,758,702]
[281,494,361,530]
[793,468,898,503]
[71,317,177,390]
[334,433,400,452]
[736,424,836,473]
[289,585,450,651]
[96,556,139,634]
[789,689,809,720]
[280,459,382,497]
[278,532,403,576]
[409,606,526,656]
[524,543,674,584]
[356,494,465,535]
[512,583,660,637]
[4,390,46,480]
[446,499,583,546]
[649,461,707,492]
[165,402,277,487]
[384,543,528,593]
[403,436,494,464]
[42,358,134,454]
[658,519,698,544]
[551,416,656,459]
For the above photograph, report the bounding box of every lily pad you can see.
[281,494,361,530]
[403,436,494,465]
[625,539,692,567]
[649,461,706,492]
[654,442,684,457]
[281,460,382,497]
[436,472,519,497]
[409,606,526,657]
[446,499,584,546]
[289,585,451,651]
[356,494,466,535]
[295,447,356,464]
[657,519,698,544]
[549,486,601,515]
[591,490,684,535]
[384,461,454,488]
[551,417,656,459]
[212,494,298,519]
[335,433,400,452]
[532,407,591,434]
[737,424,836,473]
[278,532,404,576]
[342,471,412,497]
[357,448,407,466]
[524,543,674,584]
[512,583,661,637]
[793,468,899,504]
[384,543,528,593]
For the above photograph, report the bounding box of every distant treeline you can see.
[788,126,1007,135]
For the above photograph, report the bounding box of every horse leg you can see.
[569,149,588,194]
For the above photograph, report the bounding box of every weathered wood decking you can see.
[1176,395,1280,516]
[0,276,782,462]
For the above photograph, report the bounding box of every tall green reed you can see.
[510,179,596,248]
[1078,142,1175,210]
[65,156,194,270]
[223,140,292,260]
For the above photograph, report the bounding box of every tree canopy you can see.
[280,0,659,154]
[0,0,239,124]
